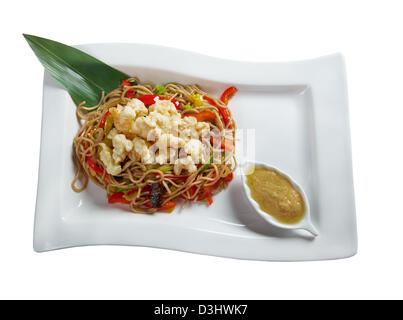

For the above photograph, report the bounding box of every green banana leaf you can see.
[23,34,130,107]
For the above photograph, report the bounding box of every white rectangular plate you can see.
[34,43,357,261]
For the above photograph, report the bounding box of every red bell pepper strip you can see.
[180,185,197,201]
[220,86,237,105]
[204,96,231,126]
[160,201,177,211]
[86,156,111,182]
[197,179,221,202]
[108,192,131,204]
[126,189,139,196]
[197,189,213,202]
[128,93,179,108]
[217,105,231,125]
[143,200,177,212]
[183,111,216,122]
[122,80,132,87]
[224,172,233,183]
[122,80,136,98]
[98,111,110,129]
[203,96,218,107]
[86,156,104,176]
[206,194,213,205]
[197,187,213,201]
[125,90,135,99]
[171,99,181,110]
[189,185,197,198]
[138,94,160,106]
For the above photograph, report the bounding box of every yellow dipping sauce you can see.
[246,166,305,224]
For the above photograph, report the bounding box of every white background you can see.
[1,0,402,299]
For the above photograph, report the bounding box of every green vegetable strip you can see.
[155,85,166,95]
[158,165,174,172]
[200,156,214,173]
[103,115,113,136]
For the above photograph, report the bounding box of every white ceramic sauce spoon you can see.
[241,161,319,237]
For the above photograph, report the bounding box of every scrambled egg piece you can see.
[132,116,159,140]
[99,143,122,176]
[157,133,186,149]
[99,129,134,175]
[102,98,212,175]
[110,99,147,133]
[132,137,153,164]
[174,156,198,175]
[184,139,209,164]
[108,128,133,163]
